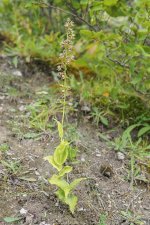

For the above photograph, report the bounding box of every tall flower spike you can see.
[57,18,75,77]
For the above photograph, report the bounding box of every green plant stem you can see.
[62,65,67,131]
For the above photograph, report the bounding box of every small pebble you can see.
[117,152,125,160]
[81,157,85,162]
[0,96,5,100]
[81,105,91,112]
[55,202,59,207]
[19,105,26,111]
[39,222,50,225]
[78,207,86,212]
[20,208,28,215]
[35,171,40,176]
[12,70,22,77]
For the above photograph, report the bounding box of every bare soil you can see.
[0,57,149,225]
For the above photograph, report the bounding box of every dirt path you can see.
[0,58,149,225]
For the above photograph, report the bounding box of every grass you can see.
[1,159,21,175]
[99,126,150,185]
[0,143,9,152]
[121,210,145,225]
[98,213,107,225]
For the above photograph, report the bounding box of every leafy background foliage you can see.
[0,0,149,125]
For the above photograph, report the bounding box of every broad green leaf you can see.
[104,0,118,6]
[80,0,89,5]
[122,124,140,140]
[100,116,108,126]
[65,194,78,214]
[49,175,70,196]
[135,175,149,183]
[24,2,33,8]
[69,178,86,192]
[71,1,80,9]
[12,56,18,68]
[91,4,102,13]
[1,160,16,173]
[80,30,94,39]
[55,190,78,214]
[58,166,72,177]
[138,126,150,137]
[2,0,10,5]
[55,189,65,202]
[3,217,22,223]
[56,120,63,140]
[68,146,77,161]
[54,141,69,165]
[44,155,62,171]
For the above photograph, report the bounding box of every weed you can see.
[121,210,145,225]
[3,216,22,223]
[133,115,150,137]
[27,88,74,131]
[7,86,20,98]
[138,124,150,138]
[98,213,107,225]
[99,125,150,184]
[64,123,79,144]
[91,107,109,127]
[127,137,150,186]
[98,131,129,152]
[0,73,14,87]
[1,159,21,175]
[99,124,150,155]
[8,120,24,139]
[64,124,80,161]
[0,143,9,152]
[23,132,42,140]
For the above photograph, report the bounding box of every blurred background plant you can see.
[0,0,150,171]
